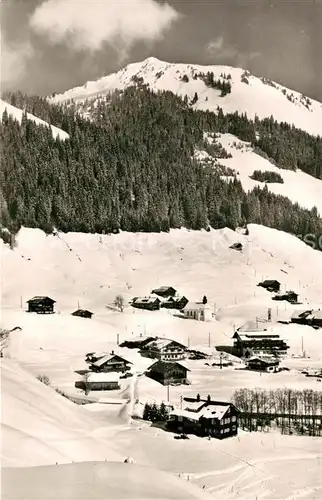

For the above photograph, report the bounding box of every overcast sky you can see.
[1,0,322,100]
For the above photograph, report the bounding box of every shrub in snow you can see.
[36,374,51,385]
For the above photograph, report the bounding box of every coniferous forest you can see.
[1,86,322,248]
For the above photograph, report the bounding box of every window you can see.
[232,416,236,422]
[220,429,224,434]
[232,425,236,431]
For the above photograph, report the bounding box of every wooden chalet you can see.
[161,296,188,310]
[291,309,312,325]
[272,290,298,304]
[146,360,190,386]
[290,309,322,328]
[167,395,239,439]
[130,296,161,311]
[140,338,187,361]
[246,355,280,372]
[151,286,177,298]
[72,309,93,319]
[257,280,281,293]
[90,352,132,373]
[233,329,289,358]
[27,296,56,314]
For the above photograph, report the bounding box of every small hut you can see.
[72,309,93,319]
[27,296,56,314]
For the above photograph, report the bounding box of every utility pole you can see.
[268,308,272,322]
[208,332,211,348]
[187,337,190,348]
[20,296,23,309]
[77,300,80,309]
[180,395,183,409]
[220,352,223,370]
[167,384,170,403]
[117,333,119,345]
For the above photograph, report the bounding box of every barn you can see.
[146,360,190,386]
[72,309,93,319]
[151,286,177,298]
[26,296,56,314]
[257,280,281,293]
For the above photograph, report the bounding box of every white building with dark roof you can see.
[182,302,212,322]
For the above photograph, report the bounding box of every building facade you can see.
[146,360,190,386]
[27,296,56,314]
[233,329,289,358]
[151,286,177,298]
[141,338,187,361]
[246,355,280,372]
[161,296,188,310]
[167,397,239,439]
[90,353,132,373]
[182,302,212,322]
[130,297,161,311]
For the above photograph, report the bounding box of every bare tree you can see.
[114,294,125,312]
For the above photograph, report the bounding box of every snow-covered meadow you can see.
[1,224,322,499]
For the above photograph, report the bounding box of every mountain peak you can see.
[50,58,322,137]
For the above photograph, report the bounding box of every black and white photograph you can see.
[1,0,322,498]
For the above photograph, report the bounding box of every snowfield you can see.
[50,57,322,137]
[0,98,69,141]
[203,133,322,216]
[2,225,322,499]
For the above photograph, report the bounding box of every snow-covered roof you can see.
[145,338,186,350]
[92,354,131,367]
[86,372,120,383]
[291,309,312,319]
[236,331,280,341]
[247,355,280,364]
[132,296,160,304]
[151,286,175,292]
[171,403,230,421]
[27,296,56,303]
[184,401,206,412]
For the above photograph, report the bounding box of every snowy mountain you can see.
[50,57,322,137]
[196,132,322,216]
[0,98,69,141]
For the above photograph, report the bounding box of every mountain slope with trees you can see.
[1,87,322,250]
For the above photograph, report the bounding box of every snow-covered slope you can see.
[2,226,322,499]
[0,99,69,140]
[50,57,322,137]
[2,462,213,500]
[1,359,122,467]
[199,132,322,215]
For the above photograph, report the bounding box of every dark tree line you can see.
[250,170,284,184]
[233,388,322,436]
[1,86,322,247]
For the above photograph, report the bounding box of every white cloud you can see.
[206,36,261,67]
[29,0,180,57]
[1,33,34,87]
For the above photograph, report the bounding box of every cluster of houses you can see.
[26,296,94,318]
[130,286,213,322]
[257,280,299,304]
